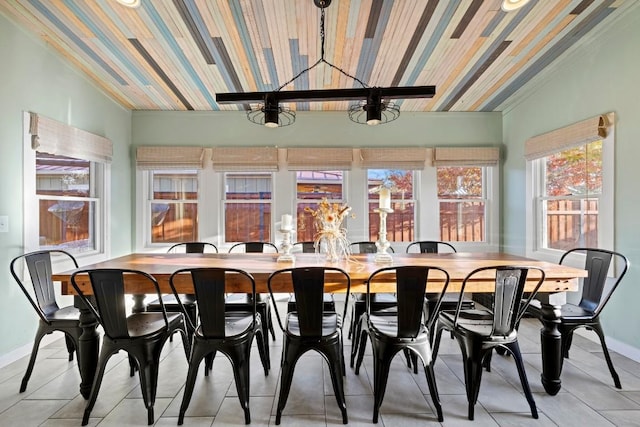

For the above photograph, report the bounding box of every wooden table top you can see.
[54,252,585,295]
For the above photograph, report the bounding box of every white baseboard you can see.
[0,334,64,369]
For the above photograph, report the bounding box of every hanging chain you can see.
[276,6,368,92]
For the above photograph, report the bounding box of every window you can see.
[437,167,486,242]
[150,170,198,243]
[224,172,272,242]
[295,170,344,241]
[526,113,613,260]
[367,169,415,242]
[25,112,111,258]
[536,141,602,251]
[36,153,98,252]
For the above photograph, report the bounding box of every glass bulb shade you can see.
[366,119,381,126]
[501,0,530,12]
[264,121,279,128]
[116,0,141,7]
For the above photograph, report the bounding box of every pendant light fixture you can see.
[216,0,435,128]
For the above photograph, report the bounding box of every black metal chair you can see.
[10,249,82,393]
[169,267,268,425]
[288,241,335,313]
[267,267,350,425]
[353,265,449,423]
[224,241,278,371]
[406,240,475,321]
[348,241,397,360]
[146,242,218,341]
[528,247,629,388]
[71,268,189,426]
[432,265,546,420]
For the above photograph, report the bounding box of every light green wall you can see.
[502,4,640,349]
[0,14,133,356]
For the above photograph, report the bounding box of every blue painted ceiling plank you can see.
[228,0,267,91]
[28,0,128,85]
[482,3,616,111]
[403,0,461,87]
[288,39,309,111]
[143,1,219,109]
[64,0,150,85]
[354,0,394,87]
[262,48,279,91]
[438,0,534,110]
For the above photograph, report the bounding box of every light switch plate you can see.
[0,215,8,232]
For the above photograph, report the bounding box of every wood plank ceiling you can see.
[0,0,632,112]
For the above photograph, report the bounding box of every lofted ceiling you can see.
[0,0,633,113]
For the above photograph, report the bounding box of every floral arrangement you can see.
[305,197,354,261]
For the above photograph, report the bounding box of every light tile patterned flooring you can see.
[1,296,640,426]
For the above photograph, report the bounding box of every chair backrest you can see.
[350,241,394,254]
[267,267,350,337]
[71,268,169,339]
[456,266,545,336]
[169,267,256,338]
[10,250,79,322]
[559,248,629,315]
[228,241,279,253]
[367,266,450,336]
[406,241,457,254]
[293,241,316,253]
[167,242,218,253]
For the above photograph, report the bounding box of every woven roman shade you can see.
[525,114,609,160]
[136,146,205,170]
[432,147,500,166]
[360,147,429,169]
[211,146,278,171]
[286,147,353,170]
[29,112,112,163]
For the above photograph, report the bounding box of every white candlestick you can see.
[281,214,293,231]
[379,188,391,209]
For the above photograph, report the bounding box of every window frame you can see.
[23,112,110,264]
[526,122,614,263]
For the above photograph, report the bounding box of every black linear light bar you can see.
[216,0,436,127]
[216,86,436,104]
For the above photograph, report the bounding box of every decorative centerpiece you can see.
[278,214,295,262]
[306,198,353,262]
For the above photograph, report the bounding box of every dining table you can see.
[53,251,586,399]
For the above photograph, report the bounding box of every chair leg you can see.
[20,327,46,393]
[82,347,118,426]
[457,339,484,421]
[204,350,216,376]
[591,322,622,388]
[323,341,348,424]
[255,329,270,375]
[505,341,538,419]
[228,341,252,424]
[371,342,394,423]
[64,334,76,361]
[135,349,162,425]
[178,344,208,425]
[424,364,444,422]
[354,328,369,375]
[275,340,299,425]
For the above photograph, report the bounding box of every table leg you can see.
[75,296,99,399]
[537,293,566,395]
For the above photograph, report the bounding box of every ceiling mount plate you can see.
[314,0,331,8]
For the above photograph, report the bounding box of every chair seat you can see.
[559,303,596,320]
[147,293,196,309]
[439,309,517,339]
[369,314,429,339]
[126,312,184,338]
[44,305,81,323]
[196,312,254,338]
[285,312,339,336]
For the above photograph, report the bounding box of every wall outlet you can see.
[0,216,8,232]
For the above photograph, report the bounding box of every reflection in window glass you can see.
[296,171,343,241]
[36,153,95,252]
[540,141,601,250]
[437,167,485,242]
[224,172,272,242]
[150,171,198,243]
[367,169,415,242]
